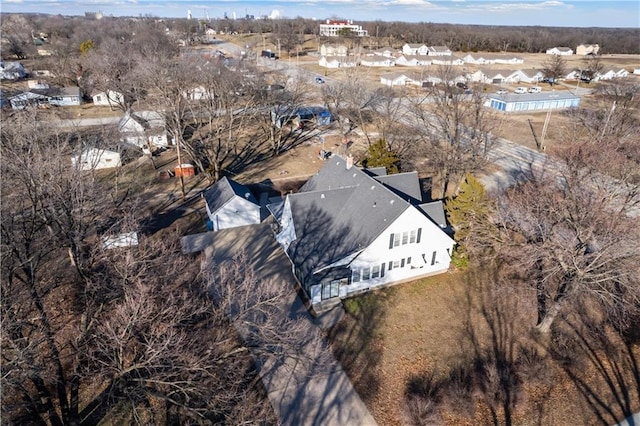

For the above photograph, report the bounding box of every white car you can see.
[514,87,527,94]
[528,86,542,93]
[496,89,508,95]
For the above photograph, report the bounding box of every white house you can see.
[546,47,574,56]
[319,19,368,37]
[320,44,349,57]
[92,90,125,107]
[505,69,544,84]
[430,56,464,66]
[461,53,524,65]
[402,44,428,56]
[614,68,630,78]
[565,69,581,80]
[368,48,397,58]
[633,68,640,75]
[9,87,81,109]
[480,69,514,84]
[595,69,618,81]
[202,176,261,232]
[27,80,50,89]
[118,110,170,149]
[72,147,122,171]
[427,46,452,56]
[395,55,431,67]
[380,72,415,87]
[576,44,599,56]
[319,55,358,68]
[268,156,455,312]
[360,56,395,67]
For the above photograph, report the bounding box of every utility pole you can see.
[174,135,186,201]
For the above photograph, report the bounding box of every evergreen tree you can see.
[444,173,495,267]
[362,138,400,174]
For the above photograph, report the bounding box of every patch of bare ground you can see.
[329,270,640,425]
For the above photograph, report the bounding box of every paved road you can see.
[181,223,377,426]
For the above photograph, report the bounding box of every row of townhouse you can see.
[380,66,631,87]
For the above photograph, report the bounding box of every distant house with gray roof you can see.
[269,156,455,312]
[202,177,261,231]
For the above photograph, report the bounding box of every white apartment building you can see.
[319,19,368,37]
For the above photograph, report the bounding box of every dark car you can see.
[315,77,325,84]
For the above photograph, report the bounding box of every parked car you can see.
[456,82,468,90]
[315,77,325,84]
[514,87,527,94]
[496,89,508,95]
[528,86,542,93]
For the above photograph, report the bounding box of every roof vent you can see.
[244,192,251,199]
[373,202,377,208]
[321,193,325,199]
[371,185,375,190]
[390,199,395,204]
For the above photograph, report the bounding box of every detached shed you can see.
[202,177,261,231]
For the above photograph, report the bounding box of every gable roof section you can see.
[373,171,422,205]
[289,157,410,272]
[203,176,258,215]
[418,201,447,228]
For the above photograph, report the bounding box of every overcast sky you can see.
[1,0,639,28]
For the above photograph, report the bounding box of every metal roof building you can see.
[485,92,580,112]
[486,91,581,113]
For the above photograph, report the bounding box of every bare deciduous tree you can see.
[410,65,496,199]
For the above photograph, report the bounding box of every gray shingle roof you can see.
[287,157,411,284]
[203,176,258,215]
[418,201,447,228]
[373,171,423,205]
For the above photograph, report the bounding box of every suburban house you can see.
[268,156,455,312]
[0,61,26,80]
[395,55,432,67]
[118,110,169,149]
[594,68,628,81]
[430,56,464,66]
[319,19,368,37]
[72,147,122,171]
[505,69,544,84]
[633,68,640,75]
[92,90,125,107]
[202,176,261,232]
[546,47,574,56]
[477,69,514,84]
[360,56,395,67]
[380,72,416,86]
[319,55,358,68]
[460,53,524,65]
[576,44,600,55]
[427,46,452,56]
[9,87,81,109]
[320,44,349,57]
[486,91,580,113]
[402,44,429,56]
[367,48,398,58]
[27,80,49,89]
[564,69,581,80]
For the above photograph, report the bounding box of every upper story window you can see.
[389,228,421,249]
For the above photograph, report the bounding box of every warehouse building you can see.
[486,91,580,112]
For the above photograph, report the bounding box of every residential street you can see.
[181,223,377,426]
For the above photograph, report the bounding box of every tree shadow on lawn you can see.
[326,288,397,404]
[403,265,555,426]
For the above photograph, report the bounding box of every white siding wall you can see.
[276,198,296,251]
[209,197,260,231]
[306,207,455,305]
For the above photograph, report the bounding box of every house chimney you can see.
[346,155,354,170]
